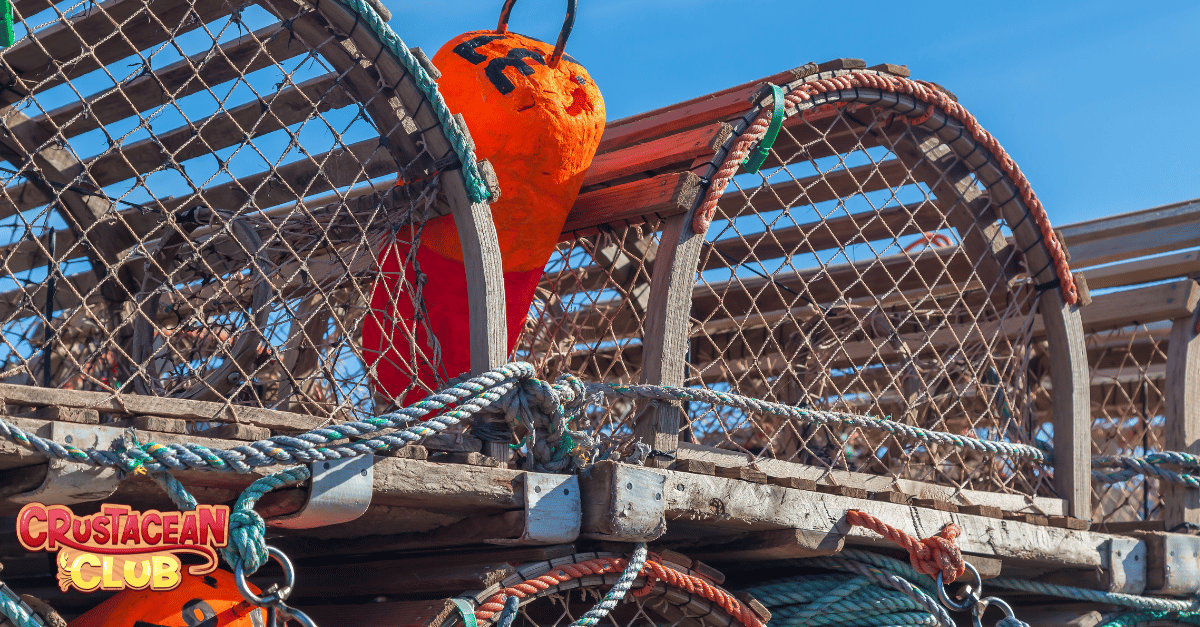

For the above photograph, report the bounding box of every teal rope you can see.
[0,583,44,627]
[320,0,492,203]
[152,466,311,574]
[740,551,951,627]
[568,543,647,627]
[989,578,1200,613]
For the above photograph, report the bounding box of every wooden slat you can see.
[0,381,324,431]
[690,246,971,324]
[159,137,398,214]
[35,22,308,141]
[643,463,1109,567]
[582,122,729,189]
[562,172,701,235]
[716,158,914,216]
[1061,199,1200,268]
[1078,280,1200,333]
[1163,308,1200,530]
[84,73,351,186]
[1080,249,1200,290]
[0,0,235,104]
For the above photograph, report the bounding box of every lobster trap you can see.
[526,61,1090,515]
[1055,200,1200,531]
[0,0,509,423]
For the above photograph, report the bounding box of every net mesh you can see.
[1089,321,1171,528]
[0,0,455,423]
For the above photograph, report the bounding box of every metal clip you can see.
[488,472,580,545]
[11,422,123,505]
[268,456,373,529]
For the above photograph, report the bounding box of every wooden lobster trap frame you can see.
[527,60,1092,519]
[1055,199,1200,532]
[0,0,513,427]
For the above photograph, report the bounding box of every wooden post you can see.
[1163,301,1200,530]
[1039,289,1093,520]
[634,214,705,467]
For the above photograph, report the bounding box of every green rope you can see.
[322,0,493,203]
[152,466,311,574]
[0,583,45,627]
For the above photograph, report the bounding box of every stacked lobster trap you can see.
[1054,199,1200,531]
[527,60,1090,518]
[2,0,1200,624]
[0,0,491,419]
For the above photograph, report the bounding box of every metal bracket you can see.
[579,461,667,542]
[1143,532,1200,596]
[1105,536,1147,595]
[268,456,374,529]
[488,472,580,545]
[11,422,123,505]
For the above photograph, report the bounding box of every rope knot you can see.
[846,510,966,581]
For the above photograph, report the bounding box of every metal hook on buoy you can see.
[495,0,577,68]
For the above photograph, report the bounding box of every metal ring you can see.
[279,603,319,627]
[972,596,1018,627]
[495,0,577,68]
[936,561,982,612]
[234,546,297,607]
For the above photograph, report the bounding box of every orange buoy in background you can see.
[363,0,604,405]
[67,569,267,627]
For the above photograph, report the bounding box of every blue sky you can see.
[384,0,1200,228]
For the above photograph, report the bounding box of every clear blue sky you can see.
[384,0,1200,228]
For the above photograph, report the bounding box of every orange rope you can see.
[846,510,966,580]
[693,71,1078,306]
[475,556,764,627]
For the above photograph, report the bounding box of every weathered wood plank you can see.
[1058,198,1200,268]
[583,122,729,189]
[655,464,1109,567]
[0,0,235,104]
[0,381,325,431]
[675,443,1067,516]
[1163,307,1200,530]
[84,73,353,186]
[33,22,309,142]
[1081,249,1200,290]
[563,172,702,235]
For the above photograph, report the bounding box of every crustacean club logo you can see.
[16,503,230,592]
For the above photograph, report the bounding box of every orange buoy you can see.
[362,1,604,405]
[67,569,267,627]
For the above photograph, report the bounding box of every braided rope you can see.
[990,577,1200,613]
[593,381,1049,463]
[567,545,647,627]
[845,510,966,580]
[0,363,533,474]
[742,550,956,627]
[0,584,44,627]
[5,359,1199,489]
[319,0,493,203]
[477,549,762,627]
[692,70,1077,305]
[153,467,311,574]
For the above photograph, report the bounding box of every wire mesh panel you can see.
[1088,321,1170,528]
[515,221,666,456]
[0,0,495,421]
[645,72,1083,500]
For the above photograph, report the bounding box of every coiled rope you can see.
[741,550,958,627]
[475,548,763,627]
[691,70,1077,305]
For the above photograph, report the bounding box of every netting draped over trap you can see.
[523,68,1083,498]
[0,0,499,419]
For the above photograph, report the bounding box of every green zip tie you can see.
[0,0,13,48]
[742,84,785,174]
[451,598,479,627]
